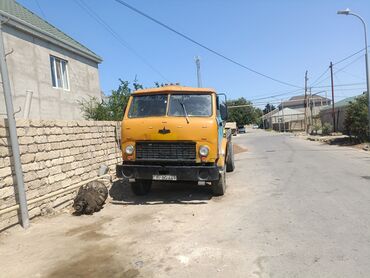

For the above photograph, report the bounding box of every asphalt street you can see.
[1,129,370,278]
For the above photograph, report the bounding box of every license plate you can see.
[153,175,177,181]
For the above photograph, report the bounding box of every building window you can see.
[50,56,69,90]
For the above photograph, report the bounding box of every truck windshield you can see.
[168,94,212,117]
[128,94,168,118]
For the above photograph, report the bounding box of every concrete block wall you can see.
[0,118,122,231]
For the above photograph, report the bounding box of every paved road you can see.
[1,130,370,278]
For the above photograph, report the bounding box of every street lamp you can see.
[337,8,370,139]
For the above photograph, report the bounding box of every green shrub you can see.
[322,123,333,135]
[344,94,368,141]
[312,123,321,135]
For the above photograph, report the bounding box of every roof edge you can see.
[0,12,102,63]
[133,85,217,94]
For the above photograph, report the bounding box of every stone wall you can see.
[0,119,122,231]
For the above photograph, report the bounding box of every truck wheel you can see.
[226,143,235,172]
[131,180,152,196]
[212,169,226,196]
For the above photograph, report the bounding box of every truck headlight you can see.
[199,145,209,157]
[125,145,134,155]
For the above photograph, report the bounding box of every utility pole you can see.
[309,87,313,127]
[304,70,308,133]
[0,19,29,228]
[330,62,336,132]
[195,56,202,88]
[281,99,285,132]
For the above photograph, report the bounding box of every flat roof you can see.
[133,85,216,95]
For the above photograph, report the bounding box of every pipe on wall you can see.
[23,90,33,119]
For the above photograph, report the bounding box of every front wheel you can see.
[212,170,226,196]
[226,143,235,172]
[131,180,152,196]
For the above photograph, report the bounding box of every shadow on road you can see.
[109,180,213,206]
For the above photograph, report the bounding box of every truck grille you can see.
[136,142,196,161]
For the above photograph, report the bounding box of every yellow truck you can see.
[116,85,235,196]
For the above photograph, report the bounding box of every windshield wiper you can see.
[179,101,190,124]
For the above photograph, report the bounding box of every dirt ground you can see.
[233,143,247,154]
[0,178,242,278]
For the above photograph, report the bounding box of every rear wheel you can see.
[226,143,235,172]
[212,169,226,196]
[131,180,152,196]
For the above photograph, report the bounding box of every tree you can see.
[263,103,276,115]
[344,94,369,141]
[227,98,262,125]
[79,79,141,121]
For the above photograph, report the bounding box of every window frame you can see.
[167,93,213,118]
[127,94,169,118]
[127,92,214,119]
[50,55,70,91]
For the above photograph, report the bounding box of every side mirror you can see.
[220,102,228,121]
[217,93,228,121]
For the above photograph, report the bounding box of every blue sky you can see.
[18,0,370,107]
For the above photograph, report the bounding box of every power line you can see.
[34,0,47,19]
[249,88,303,101]
[251,83,365,105]
[310,45,369,87]
[333,46,368,66]
[248,88,302,100]
[74,0,169,82]
[112,0,303,89]
[311,82,365,89]
[334,54,364,75]
[339,69,365,81]
[310,54,364,87]
[310,67,329,87]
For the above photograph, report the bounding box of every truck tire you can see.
[226,143,235,172]
[212,169,226,196]
[131,180,152,196]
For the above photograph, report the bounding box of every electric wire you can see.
[311,82,365,89]
[334,54,364,75]
[310,67,329,87]
[74,0,169,82]
[249,89,304,102]
[310,45,369,87]
[112,0,303,89]
[310,53,364,87]
[34,0,46,19]
[333,46,368,66]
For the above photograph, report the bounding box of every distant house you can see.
[320,94,364,132]
[262,107,305,131]
[260,94,331,131]
[0,0,102,120]
[279,94,331,114]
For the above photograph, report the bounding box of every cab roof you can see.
[132,85,216,95]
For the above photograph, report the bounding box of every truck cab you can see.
[116,85,234,196]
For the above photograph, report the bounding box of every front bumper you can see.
[116,163,220,181]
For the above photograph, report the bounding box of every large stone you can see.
[21,153,35,164]
[18,137,35,145]
[0,167,12,178]
[0,186,15,199]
